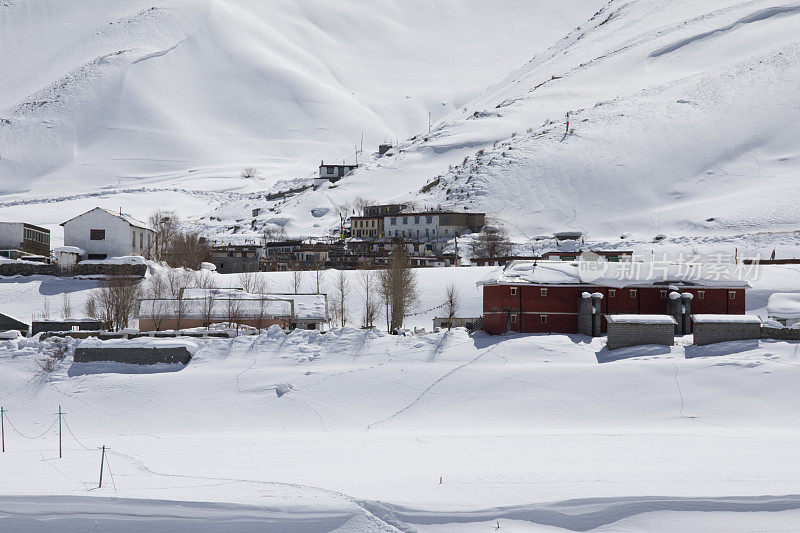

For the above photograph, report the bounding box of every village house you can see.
[137,288,328,331]
[319,161,359,183]
[480,260,748,335]
[210,244,262,273]
[384,210,485,241]
[0,222,51,257]
[61,207,155,260]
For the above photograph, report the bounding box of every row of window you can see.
[131,231,151,250]
[24,228,49,244]
[508,287,732,300]
[354,219,378,228]
[390,215,440,225]
[392,228,442,238]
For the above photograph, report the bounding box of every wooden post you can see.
[57,405,62,458]
[1,407,4,453]
[98,445,106,488]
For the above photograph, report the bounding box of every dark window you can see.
[390,217,397,225]
[540,288,548,297]
[698,291,705,300]
[510,287,517,296]
[426,216,432,224]
[541,315,548,323]
[660,290,667,298]
[414,216,420,223]
[443,216,449,224]
[87,254,107,260]
[403,217,408,224]
[729,291,736,299]
[630,289,638,298]
[90,229,105,240]
[609,289,616,297]
[511,314,517,323]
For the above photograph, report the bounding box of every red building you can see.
[481,260,748,335]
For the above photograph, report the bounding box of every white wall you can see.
[63,209,133,259]
[0,222,23,249]
[385,214,441,240]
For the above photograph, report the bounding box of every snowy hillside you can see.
[0,0,600,223]
[220,0,800,253]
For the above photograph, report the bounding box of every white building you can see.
[61,208,155,260]
[383,211,485,241]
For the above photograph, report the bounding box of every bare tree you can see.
[313,258,325,294]
[378,248,419,332]
[225,293,243,331]
[149,210,211,268]
[359,268,378,329]
[84,293,98,321]
[353,197,374,215]
[85,274,143,331]
[144,271,170,331]
[197,270,218,328]
[165,269,195,330]
[443,282,460,330]
[60,293,72,319]
[329,271,350,328]
[255,277,271,332]
[471,224,513,258]
[241,167,259,179]
[238,271,262,293]
[292,270,303,294]
[41,298,50,320]
[148,210,179,262]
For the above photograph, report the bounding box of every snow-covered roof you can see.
[480,260,750,289]
[691,314,762,324]
[61,207,153,231]
[79,255,146,266]
[767,293,800,319]
[140,289,327,322]
[53,246,85,255]
[606,314,677,325]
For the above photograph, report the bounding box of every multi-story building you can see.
[0,222,51,257]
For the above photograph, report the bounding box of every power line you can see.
[2,413,56,440]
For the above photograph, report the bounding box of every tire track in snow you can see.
[366,343,500,430]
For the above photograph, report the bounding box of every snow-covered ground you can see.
[3,327,800,531]
[1,264,800,530]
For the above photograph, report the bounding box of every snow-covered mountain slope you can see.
[0,0,601,200]
[256,0,800,249]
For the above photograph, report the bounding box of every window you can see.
[426,216,432,224]
[444,229,449,235]
[510,287,517,296]
[403,217,408,224]
[87,253,107,260]
[609,289,616,297]
[660,290,667,298]
[511,314,517,323]
[414,216,420,223]
[390,217,397,225]
[90,229,105,240]
[630,289,638,298]
[425,229,430,237]
[729,291,736,299]
[540,288,548,296]
[698,291,705,300]
[541,315,548,323]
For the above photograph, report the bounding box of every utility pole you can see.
[428,112,432,134]
[1,407,4,453]
[454,236,459,267]
[565,111,570,134]
[57,405,62,458]
[98,445,106,488]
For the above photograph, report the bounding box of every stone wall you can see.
[693,322,762,346]
[607,322,675,350]
[760,326,800,341]
[73,346,192,365]
[0,262,146,278]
